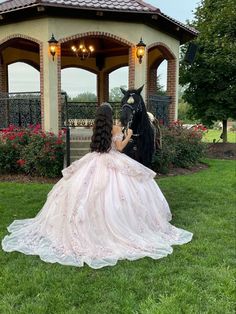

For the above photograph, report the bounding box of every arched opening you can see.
[60,33,132,104]
[8,62,40,93]
[147,43,177,124]
[61,67,97,101]
[0,36,42,128]
[0,36,40,94]
[109,66,128,102]
[157,60,167,94]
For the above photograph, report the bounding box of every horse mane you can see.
[120,86,155,167]
[138,96,154,165]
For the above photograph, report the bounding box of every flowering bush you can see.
[152,120,207,173]
[0,125,65,178]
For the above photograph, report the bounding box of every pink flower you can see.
[8,135,16,140]
[16,159,26,167]
[56,139,63,145]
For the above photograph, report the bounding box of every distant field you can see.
[202,130,236,143]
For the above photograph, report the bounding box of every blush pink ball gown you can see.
[2,134,192,268]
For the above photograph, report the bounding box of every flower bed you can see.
[0,124,65,178]
[152,120,207,174]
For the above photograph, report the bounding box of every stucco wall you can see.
[0,17,179,59]
[0,16,180,130]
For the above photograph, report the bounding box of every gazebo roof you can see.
[1,0,158,13]
[0,0,198,43]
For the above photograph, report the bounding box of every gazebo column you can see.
[148,67,157,95]
[41,42,60,133]
[133,49,147,101]
[167,58,178,122]
[97,71,109,104]
[128,47,135,89]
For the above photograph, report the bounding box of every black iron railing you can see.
[0,92,122,166]
[148,95,172,126]
[61,101,121,128]
[0,92,41,129]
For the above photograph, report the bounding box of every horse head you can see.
[120,85,145,131]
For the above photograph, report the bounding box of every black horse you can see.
[120,86,156,167]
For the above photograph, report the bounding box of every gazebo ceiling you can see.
[0,0,198,44]
[0,36,128,58]
[62,37,129,58]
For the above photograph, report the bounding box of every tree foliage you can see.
[180,0,236,132]
[156,74,167,96]
[109,85,127,102]
[69,92,97,102]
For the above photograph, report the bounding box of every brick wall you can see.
[57,44,62,129]
[0,54,8,93]
[128,46,135,89]
[167,59,177,123]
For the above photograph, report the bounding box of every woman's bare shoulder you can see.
[112,125,122,135]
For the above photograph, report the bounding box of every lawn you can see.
[0,159,235,314]
[202,129,236,143]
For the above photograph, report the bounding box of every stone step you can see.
[70,147,90,152]
[70,152,89,158]
[70,141,91,149]
[70,156,84,163]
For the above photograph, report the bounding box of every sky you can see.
[2,0,200,96]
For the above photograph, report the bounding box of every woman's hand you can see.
[126,128,133,138]
[115,128,133,152]
[125,128,133,138]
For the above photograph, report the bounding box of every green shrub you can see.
[0,142,21,174]
[0,125,65,178]
[152,121,206,173]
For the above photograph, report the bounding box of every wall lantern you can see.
[48,34,58,61]
[136,38,146,64]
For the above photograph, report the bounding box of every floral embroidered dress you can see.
[2,133,193,268]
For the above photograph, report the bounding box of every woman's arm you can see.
[112,126,133,152]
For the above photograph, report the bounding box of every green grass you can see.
[0,159,235,314]
[202,129,236,143]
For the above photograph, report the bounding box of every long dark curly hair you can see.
[90,103,113,153]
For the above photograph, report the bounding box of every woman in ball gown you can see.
[2,103,192,269]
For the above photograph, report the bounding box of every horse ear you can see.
[120,88,127,95]
[136,85,144,95]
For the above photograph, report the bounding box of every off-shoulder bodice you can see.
[111,133,123,150]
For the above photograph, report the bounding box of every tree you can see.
[69,92,97,102]
[109,85,127,102]
[156,75,166,96]
[180,0,236,142]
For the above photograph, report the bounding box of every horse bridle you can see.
[121,97,142,137]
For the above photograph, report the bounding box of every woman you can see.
[2,103,192,269]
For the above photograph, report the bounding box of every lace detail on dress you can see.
[112,133,123,142]
[111,133,123,150]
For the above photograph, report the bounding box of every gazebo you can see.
[0,0,197,133]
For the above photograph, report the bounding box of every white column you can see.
[134,53,147,101]
[42,42,59,133]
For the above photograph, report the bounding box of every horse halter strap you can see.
[121,103,141,136]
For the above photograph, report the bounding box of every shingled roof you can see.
[0,0,159,13]
[0,0,198,41]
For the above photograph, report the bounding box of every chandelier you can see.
[71,43,95,60]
